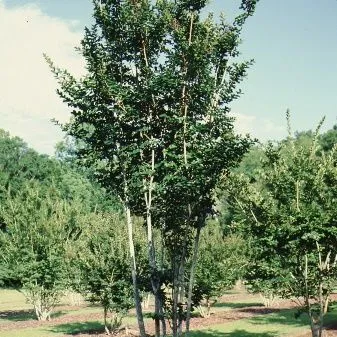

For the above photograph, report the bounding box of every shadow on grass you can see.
[249,309,309,327]
[213,302,264,310]
[0,309,35,321]
[250,305,337,332]
[0,309,66,322]
[49,321,104,335]
[143,312,154,319]
[190,329,277,337]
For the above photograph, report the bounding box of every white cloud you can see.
[0,0,289,155]
[0,1,85,155]
[232,112,286,142]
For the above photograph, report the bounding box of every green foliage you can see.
[0,128,119,216]
[55,136,122,213]
[222,118,337,336]
[0,182,82,320]
[0,129,61,199]
[193,221,247,316]
[233,145,265,178]
[46,0,256,219]
[0,130,127,325]
[70,213,144,334]
[319,124,337,153]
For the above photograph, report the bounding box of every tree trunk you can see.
[185,222,203,334]
[154,292,161,337]
[304,254,324,337]
[125,202,146,337]
[33,297,51,321]
[172,259,179,337]
[34,305,51,321]
[159,231,167,336]
[198,305,205,318]
[145,175,162,337]
[178,273,185,337]
[142,293,151,309]
[173,229,189,337]
[206,298,211,318]
[104,307,111,335]
[316,267,324,337]
[310,319,322,337]
[323,296,329,315]
[159,298,167,337]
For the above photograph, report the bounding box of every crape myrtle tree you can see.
[0,181,82,321]
[193,221,247,318]
[70,212,138,335]
[223,116,337,337]
[46,1,258,336]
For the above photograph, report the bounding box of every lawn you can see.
[1,288,336,337]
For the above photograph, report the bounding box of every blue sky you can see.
[1,0,336,154]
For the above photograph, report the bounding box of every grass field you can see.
[1,288,336,337]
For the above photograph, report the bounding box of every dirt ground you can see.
[1,294,337,337]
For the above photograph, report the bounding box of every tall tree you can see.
[46,1,258,336]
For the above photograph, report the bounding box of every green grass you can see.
[49,320,104,335]
[0,321,105,337]
[0,289,36,325]
[0,327,62,337]
[190,310,307,337]
[191,308,337,337]
[0,289,103,326]
[201,293,263,314]
[0,289,140,337]
[213,301,263,310]
[1,288,337,337]
[0,288,31,311]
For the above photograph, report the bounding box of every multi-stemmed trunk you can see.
[103,307,123,335]
[124,198,146,337]
[302,246,337,337]
[309,317,322,337]
[25,287,59,321]
[34,304,51,321]
[185,222,203,334]
[170,227,190,337]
